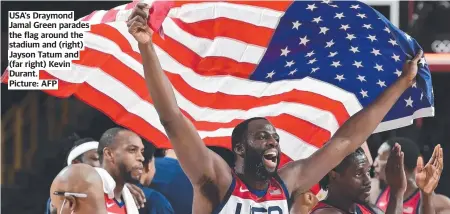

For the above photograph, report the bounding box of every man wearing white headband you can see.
[66,138,101,167]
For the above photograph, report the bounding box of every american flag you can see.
[4,0,434,167]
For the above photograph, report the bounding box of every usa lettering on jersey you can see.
[216,174,289,214]
[219,195,289,214]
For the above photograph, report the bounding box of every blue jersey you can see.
[137,183,174,214]
[150,157,193,214]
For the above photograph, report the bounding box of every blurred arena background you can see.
[1,1,450,213]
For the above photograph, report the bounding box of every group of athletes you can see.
[48,4,450,214]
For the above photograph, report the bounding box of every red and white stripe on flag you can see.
[4,1,353,174]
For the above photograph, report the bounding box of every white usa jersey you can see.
[213,172,290,214]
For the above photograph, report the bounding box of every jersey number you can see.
[235,203,283,214]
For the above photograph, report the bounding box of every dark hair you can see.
[98,127,126,163]
[319,147,366,190]
[154,149,167,158]
[142,141,156,166]
[231,117,268,153]
[386,137,420,172]
[66,137,96,163]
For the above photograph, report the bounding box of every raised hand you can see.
[127,3,153,45]
[415,144,443,194]
[385,143,407,194]
[400,50,423,85]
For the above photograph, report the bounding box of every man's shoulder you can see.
[155,157,179,166]
[145,189,174,213]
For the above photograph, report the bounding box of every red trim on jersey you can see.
[104,194,127,214]
[310,183,321,195]
[310,201,372,214]
[376,187,421,214]
[230,173,288,201]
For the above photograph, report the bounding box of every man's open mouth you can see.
[262,149,278,168]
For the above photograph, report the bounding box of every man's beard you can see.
[118,162,139,184]
[244,146,278,181]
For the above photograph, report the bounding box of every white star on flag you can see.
[374,63,384,71]
[376,80,386,87]
[340,24,350,31]
[328,52,338,57]
[306,3,317,11]
[288,69,297,75]
[349,46,360,53]
[334,12,345,19]
[346,33,356,40]
[285,60,295,67]
[391,54,400,62]
[312,16,323,23]
[299,36,310,46]
[305,50,315,57]
[280,47,290,57]
[357,75,366,82]
[371,48,381,56]
[405,96,414,107]
[360,89,369,98]
[350,4,360,9]
[331,61,342,67]
[319,27,330,35]
[292,21,302,30]
[266,70,276,78]
[353,61,363,68]
[388,39,398,46]
[335,74,345,81]
[367,34,377,42]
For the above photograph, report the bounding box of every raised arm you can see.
[127,4,231,188]
[279,51,424,194]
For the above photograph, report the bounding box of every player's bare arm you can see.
[127,3,232,204]
[279,50,423,195]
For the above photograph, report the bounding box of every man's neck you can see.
[234,165,270,190]
[326,190,357,213]
[404,176,418,199]
[102,164,124,200]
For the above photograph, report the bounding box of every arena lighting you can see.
[361,0,450,73]
[425,53,450,72]
[361,0,400,26]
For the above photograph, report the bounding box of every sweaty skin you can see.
[127,3,422,213]
[50,164,107,214]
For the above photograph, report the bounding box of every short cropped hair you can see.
[319,147,366,190]
[98,127,126,163]
[231,117,268,153]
